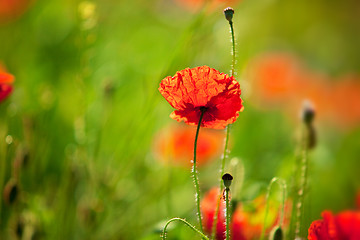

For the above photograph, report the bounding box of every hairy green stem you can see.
[162,217,209,240]
[295,124,309,238]
[193,108,206,234]
[225,188,231,240]
[212,15,237,239]
[229,21,236,77]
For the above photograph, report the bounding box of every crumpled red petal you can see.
[159,66,243,129]
[308,210,360,240]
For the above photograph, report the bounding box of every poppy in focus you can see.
[0,65,14,102]
[159,66,243,129]
[201,188,285,240]
[308,210,360,240]
[152,124,225,167]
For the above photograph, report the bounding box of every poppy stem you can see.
[162,217,209,240]
[225,187,230,240]
[193,107,206,235]
[229,21,236,77]
[294,124,310,238]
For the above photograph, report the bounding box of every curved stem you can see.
[162,217,209,240]
[193,108,206,234]
[225,188,231,240]
[260,177,287,240]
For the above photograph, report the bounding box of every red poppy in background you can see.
[0,0,33,23]
[174,0,240,12]
[159,66,243,129]
[248,52,306,106]
[247,52,360,129]
[308,210,360,240]
[152,124,225,167]
[201,188,285,240]
[332,76,360,128]
[0,65,14,102]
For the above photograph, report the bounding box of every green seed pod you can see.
[224,7,235,22]
[269,226,283,240]
[302,101,315,126]
[222,173,233,189]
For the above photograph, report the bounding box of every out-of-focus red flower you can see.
[308,210,360,240]
[247,52,360,129]
[0,0,33,23]
[152,124,225,167]
[201,188,286,240]
[0,65,14,102]
[202,188,226,239]
[248,52,306,107]
[159,66,243,129]
[174,0,240,12]
[332,76,360,128]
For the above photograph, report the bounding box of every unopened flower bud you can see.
[222,173,233,189]
[223,7,234,22]
[269,226,283,240]
[302,100,315,125]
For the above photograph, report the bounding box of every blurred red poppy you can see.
[153,124,225,167]
[201,188,286,240]
[174,0,240,12]
[332,75,360,128]
[0,0,33,23]
[0,65,14,102]
[247,52,360,129]
[308,210,360,240]
[159,66,243,129]
[248,52,306,107]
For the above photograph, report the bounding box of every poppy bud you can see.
[269,226,283,240]
[3,179,19,205]
[222,173,233,189]
[301,100,315,126]
[223,7,235,22]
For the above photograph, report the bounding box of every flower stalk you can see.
[193,107,207,234]
[222,173,233,240]
[162,217,209,240]
[212,7,237,238]
[292,101,315,239]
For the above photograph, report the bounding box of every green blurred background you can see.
[0,0,360,239]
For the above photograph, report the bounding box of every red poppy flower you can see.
[153,124,225,167]
[308,210,360,240]
[159,66,243,129]
[0,66,14,102]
